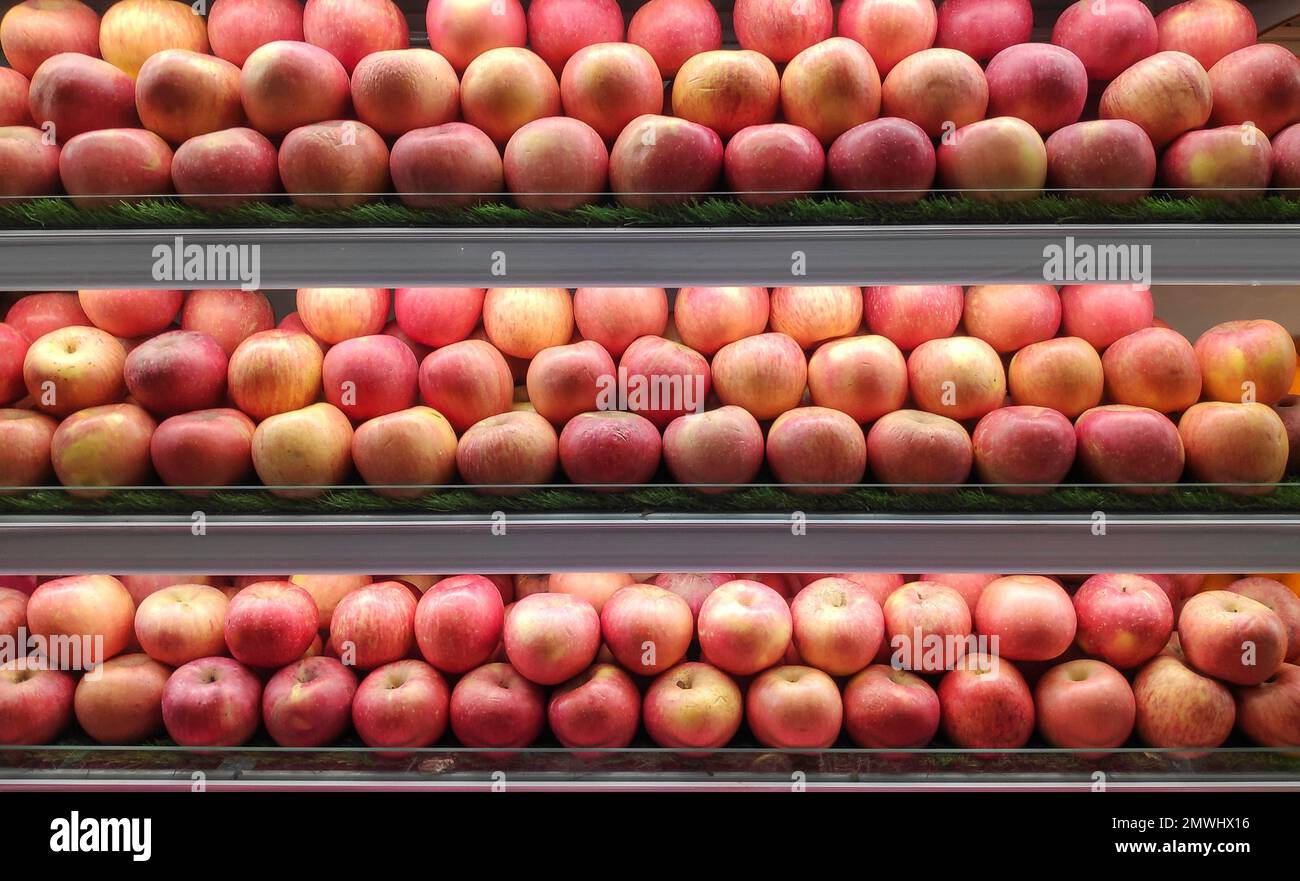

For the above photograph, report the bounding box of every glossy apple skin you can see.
[26,574,135,668]
[1,0,102,79]
[883,581,971,672]
[352,659,450,749]
[974,575,1076,662]
[73,653,171,745]
[1179,590,1288,686]
[0,660,75,745]
[134,584,229,667]
[547,663,641,750]
[261,656,357,748]
[1133,653,1235,753]
[938,653,1035,749]
[1227,577,1300,664]
[1072,574,1174,669]
[1034,658,1136,751]
[328,582,418,671]
[504,592,601,685]
[161,656,263,748]
[223,581,319,669]
[696,580,792,676]
[746,665,843,749]
[643,661,743,750]
[791,577,884,677]
[843,664,940,750]
[449,662,547,748]
[1234,663,1300,747]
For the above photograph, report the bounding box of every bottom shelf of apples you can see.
[2,571,1299,759]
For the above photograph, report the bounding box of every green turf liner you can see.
[2,481,1299,516]
[5,193,1300,229]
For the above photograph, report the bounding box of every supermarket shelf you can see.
[2,224,1299,289]
[3,512,1299,573]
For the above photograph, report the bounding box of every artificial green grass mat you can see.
[5,193,1300,229]
[3,480,1300,516]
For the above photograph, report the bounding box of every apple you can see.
[881,47,986,138]
[449,662,546,748]
[867,409,973,488]
[4,292,89,340]
[837,0,935,77]
[390,122,505,209]
[780,37,881,147]
[99,0,210,79]
[768,286,861,350]
[882,581,971,672]
[392,288,484,351]
[973,575,1075,662]
[1208,44,1300,137]
[418,339,514,434]
[843,664,939,749]
[352,406,458,496]
[0,659,74,744]
[0,125,61,198]
[599,584,692,675]
[985,43,1087,136]
[239,40,350,138]
[545,571,631,610]
[161,656,261,747]
[0,0,102,78]
[671,49,779,141]
[558,411,662,487]
[662,405,765,489]
[1235,663,1300,747]
[1155,0,1256,70]
[227,330,324,420]
[1046,119,1158,203]
[322,334,418,423]
[937,654,1036,752]
[0,323,28,407]
[171,127,281,209]
[937,116,1047,202]
[288,574,369,631]
[425,0,526,73]
[1161,124,1272,201]
[455,410,560,488]
[460,47,560,146]
[120,575,224,606]
[351,48,458,140]
[0,587,27,641]
[608,114,724,208]
[180,290,275,356]
[1060,284,1154,351]
[673,287,769,356]
[643,661,742,749]
[351,660,449,749]
[1072,574,1174,670]
[907,336,1006,421]
[652,572,733,619]
[1008,336,1104,418]
[617,335,711,428]
[627,0,721,78]
[723,122,826,207]
[934,0,1030,61]
[135,49,243,146]
[1051,0,1157,82]
[733,0,832,63]
[1276,395,1300,474]
[963,284,1061,354]
[1179,402,1288,492]
[746,665,843,749]
[252,402,354,497]
[1034,659,1136,750]
[1195,319,1297,406]
[527,0,623,75]
[328,582,418,670]
[1102,327,1202,413]
[123,330,228,417]
[504,592,601,685]
[767,406,867,490]
[223,581,319,669]
[78,289,181,339]
[697,580,792,676]
[262,657,357,749]
[302,0,407,73]
[49,403,154,494]
[27,53,137,142]
[482,287,573,359]
[279,120,390,209]
[503,116,609,211]
[1074,405,1185,489]
[1133,653,1235,751]
[1179,590,1288,686]
[73,653,170,744]
[560,42,661,144]
[862,285,963,351]
[414,574,505,674]
[59,128,175,206]
[1227,577,1300,664]
[790,577,883,676]
[135,584,229,666]
[208,0,304,66]
[572,287,668,358]
[806,335,907,424]
[1099,51,1212,149]
[548,663,641,750]
[972,406,1077,492]
[917,573,997,614]
[710,332,807,421]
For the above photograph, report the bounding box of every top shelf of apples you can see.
[0,0,1297,208]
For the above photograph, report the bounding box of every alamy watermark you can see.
[1042,236,1151,286]
[152,235,261,291]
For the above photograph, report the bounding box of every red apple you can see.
[560,41,662,144]
[746,665,843,749]
[390,122,505,209]
[643,661,742,749]
[455,410,559,488]
[223,581,318,669]
[608,114,723,208]
[1075,404,1185,489]
[972,405,1077,492]
[767,406,867,490]
[0,68,32,127]
[549,572,636,613]
[1046,119,1157,203]
[1060,284,1154,351]
[504,592,601,685]
[227,330,324,420]
[74,653,171,744]
[843,664,940,749]
[867,409,973,488]
[414,574,506,675]
[1051,0,1157,82]
[548,663,641,750]
[418,340,514,434]
[617,334,710,429]
[1234,663,1300,747]
[1133,653,1235,751]
[1102,327,1202,413]
[662,405,765,489]
[279,120,390,209]
[652,572,733,619]
[837,0,936,77]
[135,584,229,667]
[672,286,769,356]
[826,117,937,202]
[883,581,971,672]
[4,292,90,341]
[723,122,826,207]
[558,410,662,487]
[425,0,526,73]
[880,47,987,138]
[503,116,609,211]
[1195,319,1297,406]
[289,574,370,631]
[791,576,883,676]
[1099,50,1212,149]
[733,0,832,63]
[208,0,304,66]
[460,46,560,146]
[985,43,1088,135]
[0,587,27,641]
[1034,659,1136,750]
[58,128,174,207]
[627,0,721,78]
[973,575,1075,662]
[600,584,693,675]
[1008,337,1103,419]
[352,659,450,749]
[1207,44,1300,137]
[239,40,350,138]
[51,403,155,494]
[27,53,137,142]
[572,287,668,358]
[449,661,546,748]
[482,287,573,359]
[671,49,779,141]
[171,127,281,209]
[1155,0,1256,70]
[262,656,357,747]
[806,335,907,424]
[1161,124,1272,201]
[907,335,1006,421]
[711,332,807,421]
[251,402,354,497]
[780,37,881,147]
[328,581,418,670]
[697,579,792,676]
[934,0,1031,61]
[124,329,228,417]
[352,406,458,496]
[99,0,210,79]
[394,288,485,349]
[1179,401,1288,492]
[1179,590,1288,686]
[79,289,182,339]
[351,48,459,140]
[862,284,963,351]
[0,0,102,78]
[161,656,262,747]
[1226,577,1300,664]
[0,125,60,197]
[0,659,74,744]
[180,290,275,356]
[135,49,243,146]
[1073,574,1174,669]
[302,0,407,74]
[938,653,1035,748]
[322,334,418,423]
[937,116,1047,203]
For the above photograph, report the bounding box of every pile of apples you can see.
[1,286,1299,495]
[1,570,1298,752]
[2,0,1300,208]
